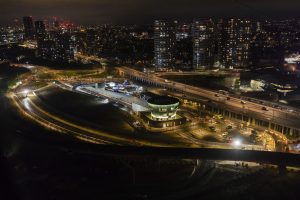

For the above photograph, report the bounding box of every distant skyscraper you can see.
[35,20,47,57]
[35,21,46,39]
[23,16,35,39]
[54,33,75,63]
[35,20,50,59]
[219,19,252,68]
[53,18,60,29]
[34,20,74,63]
[154,20,176,69]
[192,19,215,69]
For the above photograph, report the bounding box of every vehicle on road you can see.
[218,90,229,95]
[209,126,216,132]
[214,114,223,120]
[262,107,268,111]
[272,104,280,109]
[222,132,228,137]
[226,125,233,130]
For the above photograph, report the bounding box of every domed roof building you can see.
[141,96,186,129]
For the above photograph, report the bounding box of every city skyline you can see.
[3,15,300,71]
[2,1,300,199]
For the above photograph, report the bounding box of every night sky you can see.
[1,0,300,25]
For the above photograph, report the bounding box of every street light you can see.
[233,138,242,147]
[23,89,29,97]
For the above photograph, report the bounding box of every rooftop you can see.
[147,96,179,105]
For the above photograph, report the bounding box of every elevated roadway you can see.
[118,67,300,137]
[33,142,300,168]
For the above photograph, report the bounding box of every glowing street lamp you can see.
[23,89,30,97]
[233,138,242,147]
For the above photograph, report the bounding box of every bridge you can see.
[53,142,300,167]
[155,70,240,77]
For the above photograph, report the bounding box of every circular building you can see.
[147,96,179,121]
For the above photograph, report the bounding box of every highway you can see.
[31,142,300,168]
[11,63,249,149]
[10,89,196,148]
[118,67,300,130]
[155,70,239,77]
[70,83,267,151]
[11,92,115,145]
[6,63,288,148]
[8,89,300,167]
[10,82,266,151]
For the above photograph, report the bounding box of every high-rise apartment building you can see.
[35,20,74,63]
[192,19,215,69]
[219,19,252,68]
[35,20,52,59]
[154,20,176,69]
[54,33,75,63]
[23,16,35,39]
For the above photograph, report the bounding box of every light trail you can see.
[13,91,181,147]
[10,93,110,144]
